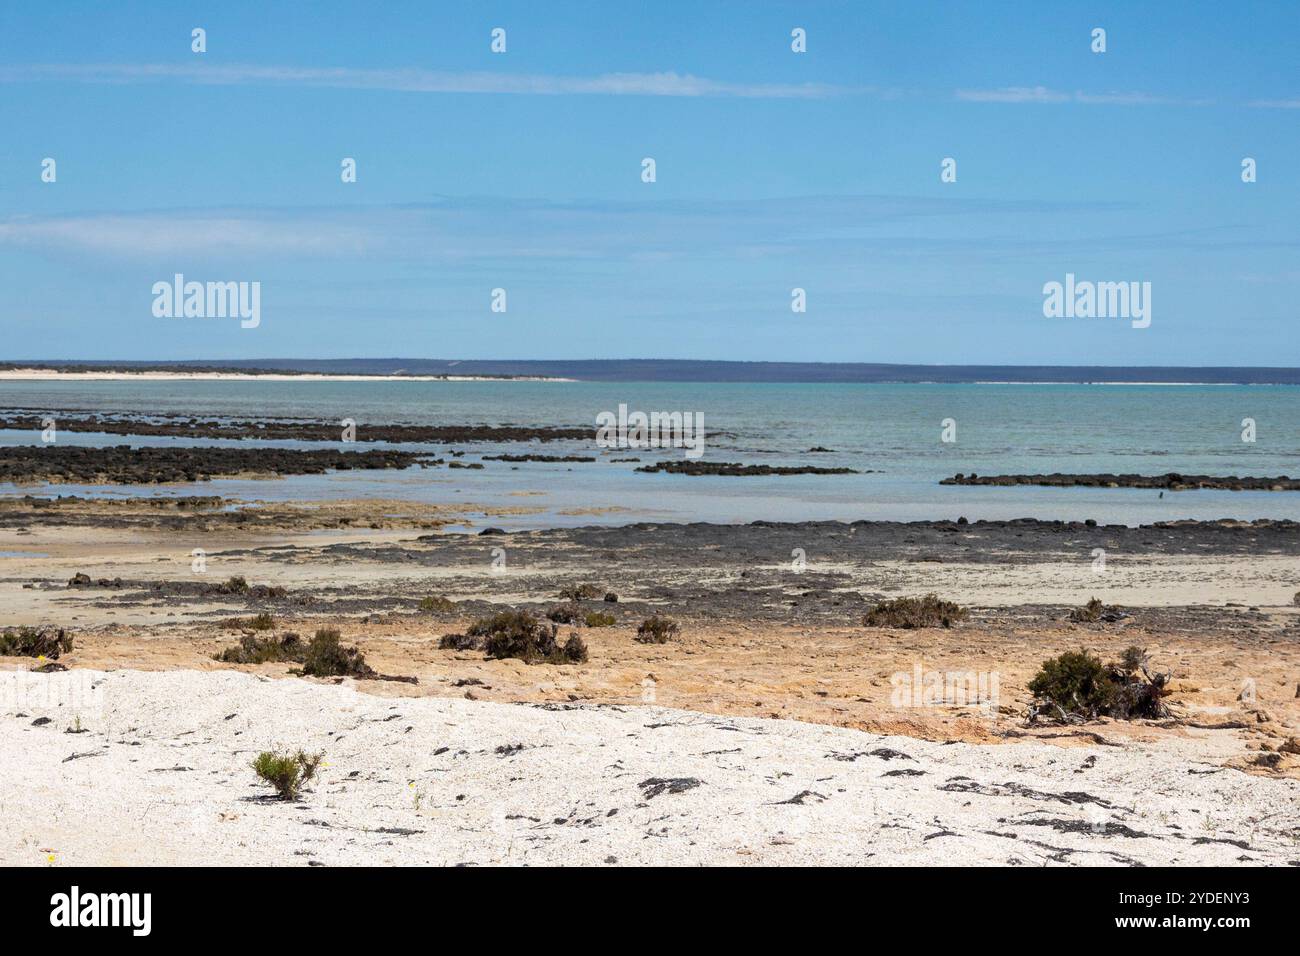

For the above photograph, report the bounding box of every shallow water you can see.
[2,380,1298,527]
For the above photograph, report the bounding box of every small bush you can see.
[203,577,285,599]
[418,596,454,613]
[214,632,303,665]
[603,592,619,603]
[584,611,616,628]
[298,628,374,678]
[245,612,276,631]
[470,610,586,664]
[0,626,73,659]
[862,594,968,629]
[438,632,482,651]
[558,583,602,602]
[563,633,589,663]
[547,603,582,624]
[1068,597,1126,623]
[1070,597,1103,623]
[635,615,680,644]
[252,749,323,800]
[1028,646,1170,722]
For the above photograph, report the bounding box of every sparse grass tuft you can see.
[0,626,73,659]
[418,596,454,613]
[862,594,967,629]
[245,612,276,631]
[584,611,616,628]
[252,749,323,800]
[635,615,680,644]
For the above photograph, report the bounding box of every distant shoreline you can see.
[6,359,1299,385]
[0,369,573,383]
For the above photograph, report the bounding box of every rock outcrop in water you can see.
[941,472,1300,492]
[637,461,859,477]
[0,445,435,484]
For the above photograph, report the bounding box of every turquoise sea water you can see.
[2,379,1298,527]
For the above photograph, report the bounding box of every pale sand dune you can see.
[3,669,1296,866]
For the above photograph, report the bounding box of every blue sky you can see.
[0,0,1297,365]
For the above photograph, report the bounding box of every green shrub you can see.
[547,603,582,624]
[245,612,276,631]
[1068,597,1126,623]
[862,594,967,629]
[1069,597,1103,623]
[214,632,303,664]
[438,632,481,651]
[558,583,602,602]
[418,596,454,613]
[1027,649,1114,718]
[1028,646,1170,721]
[584,611,616,628]
[0,626,73,659]
[252,749,323,800]
[562,633,589,663]
[469,610,586,664]
[221,575,249,594]
[298,628,374,678]
[635,615,680,644]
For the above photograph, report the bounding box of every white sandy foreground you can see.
[2,669,1297,867]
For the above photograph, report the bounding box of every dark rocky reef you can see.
[636,461,859,477]
[0,444,435,484]
[941,472,1300,492]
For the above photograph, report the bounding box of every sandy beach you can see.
[4,490,1300,866]
[5,668,1296,867]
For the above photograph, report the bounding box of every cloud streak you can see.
[955,86,1215,106]
[0,62,860,99]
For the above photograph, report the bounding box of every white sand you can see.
[2,669,1296,866]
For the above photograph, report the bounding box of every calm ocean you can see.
[3,379,1298,528]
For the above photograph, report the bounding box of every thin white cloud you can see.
[955,86,1069,104]
[0,213,376,257]
[0,62,860,99]
[1250,98,1300,109]
[956,86,1214,106]
[0,196,1134,264]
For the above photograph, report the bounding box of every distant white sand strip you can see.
[0,369,570,382]
[2,670,1295,866]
